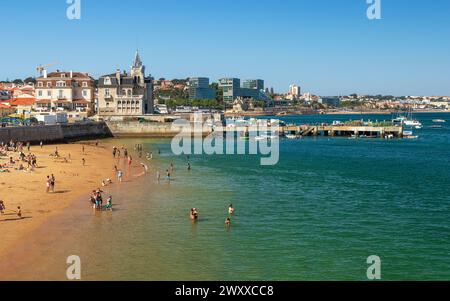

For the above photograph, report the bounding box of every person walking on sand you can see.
[46,176,51,193]
[82,158,86,166]
[50,174,55,192]
[0,200,5,215]
[188,162,191,171]
[82,145,85,154]
[156,170,161,182]
[40,141,43,149]
[128,155,132,168]
[17,206,22,219]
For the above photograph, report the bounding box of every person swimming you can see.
[228,204,234,215]
[190,208,199,221]
[225,217,231,226]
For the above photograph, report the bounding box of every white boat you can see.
[285,134,299,139]
[392,110,422,128]
[433,119,446,123]
[255,134,279,141]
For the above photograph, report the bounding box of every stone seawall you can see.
[105,121,212,138]
[0,122,113,144]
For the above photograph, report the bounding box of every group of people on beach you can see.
[89,188,113,211]
[0,140,38,172]
[46,174,56,193]
[0,200,22,220]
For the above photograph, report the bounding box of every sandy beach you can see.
[0,141,117,259]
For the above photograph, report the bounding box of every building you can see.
[0,103,14,117]
[219,78,270,103]
[188,77,216,100]
[97,51,154,116]
[218,78,241,103]
[288,84,301,98]
[35,71,95,115]
[242,79,264,91]
[9,97,36,117]
[319,96,341,107]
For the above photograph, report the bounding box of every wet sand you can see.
[0,142,117,260]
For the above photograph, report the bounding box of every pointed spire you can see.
[133,49,142,68]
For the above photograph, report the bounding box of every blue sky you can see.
[1,0,449,96]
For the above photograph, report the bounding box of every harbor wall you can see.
[0,122,113,144]
[105,121,212,138]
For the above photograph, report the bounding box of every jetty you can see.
[281,124,403,138]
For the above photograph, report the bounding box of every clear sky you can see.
[1,0,449,96]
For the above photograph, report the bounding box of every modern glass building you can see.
[188,77,216,100]
[218,78,241,103]
[242,79,264,91]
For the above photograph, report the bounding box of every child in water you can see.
[106,196,113,211]
[225,217,231,226]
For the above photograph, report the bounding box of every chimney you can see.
[116,69,121,85]
[70,70,73,78]
[43,70,48,79]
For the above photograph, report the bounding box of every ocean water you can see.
[4,113,450,280]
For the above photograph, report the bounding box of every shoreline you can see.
[0,141,117,260]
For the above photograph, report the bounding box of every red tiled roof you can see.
[10,98,36,106]
[0,103,13,109]
[36,99,52,104]
[72,99,90,104]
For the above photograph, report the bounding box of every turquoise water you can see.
[5,113,450,280]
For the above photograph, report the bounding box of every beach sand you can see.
[0,142,117,259]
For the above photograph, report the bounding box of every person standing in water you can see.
[228,204,234,215]
[187,162,191,171]
[225,217,231,227]
[117,170,124,182]
[156,170,161,182]
[106,195,113,211]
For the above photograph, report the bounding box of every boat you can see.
[255,134,279,141]
[285,134,299,140]
[392,109,422,128]
[433,119,446,123]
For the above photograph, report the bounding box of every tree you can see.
[23,77,36,84]
[13,79,23,85]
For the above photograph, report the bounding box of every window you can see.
[61,73,66,78]
[38,82,43,87]
[82,90,88,97]
[82,82,88,87]
[104,77,111,85]
[58,90,64,99]
[38,90,43,96]
[47,90,52,97]
[127,90,131,96]
[105,89,110,98]
[56,81,66,87]
[47,82,51,87]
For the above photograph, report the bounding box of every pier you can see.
[282,124,403,138]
